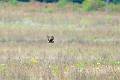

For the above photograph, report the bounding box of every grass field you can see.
[0,3,120,80]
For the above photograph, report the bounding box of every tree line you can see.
[1,0,120,4]
[0,0,120,12]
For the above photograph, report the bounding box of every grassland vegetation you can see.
[0,2,120,80]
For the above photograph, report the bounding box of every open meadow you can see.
[0,3,120,80]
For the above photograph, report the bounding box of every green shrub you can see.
[10,0,17,5]
[108,3,120,12]
[58,0,69,7]
[73,3,82,11]
[82,0,105,11]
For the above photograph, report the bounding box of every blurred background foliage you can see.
[0,0,120,11]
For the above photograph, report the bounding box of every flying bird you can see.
[47,35,54,43]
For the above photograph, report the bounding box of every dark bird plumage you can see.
[47,35,54,43]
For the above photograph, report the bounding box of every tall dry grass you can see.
[0,3,120,80]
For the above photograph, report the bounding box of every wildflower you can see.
[97,62,101,65]
[30,57,38,64]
